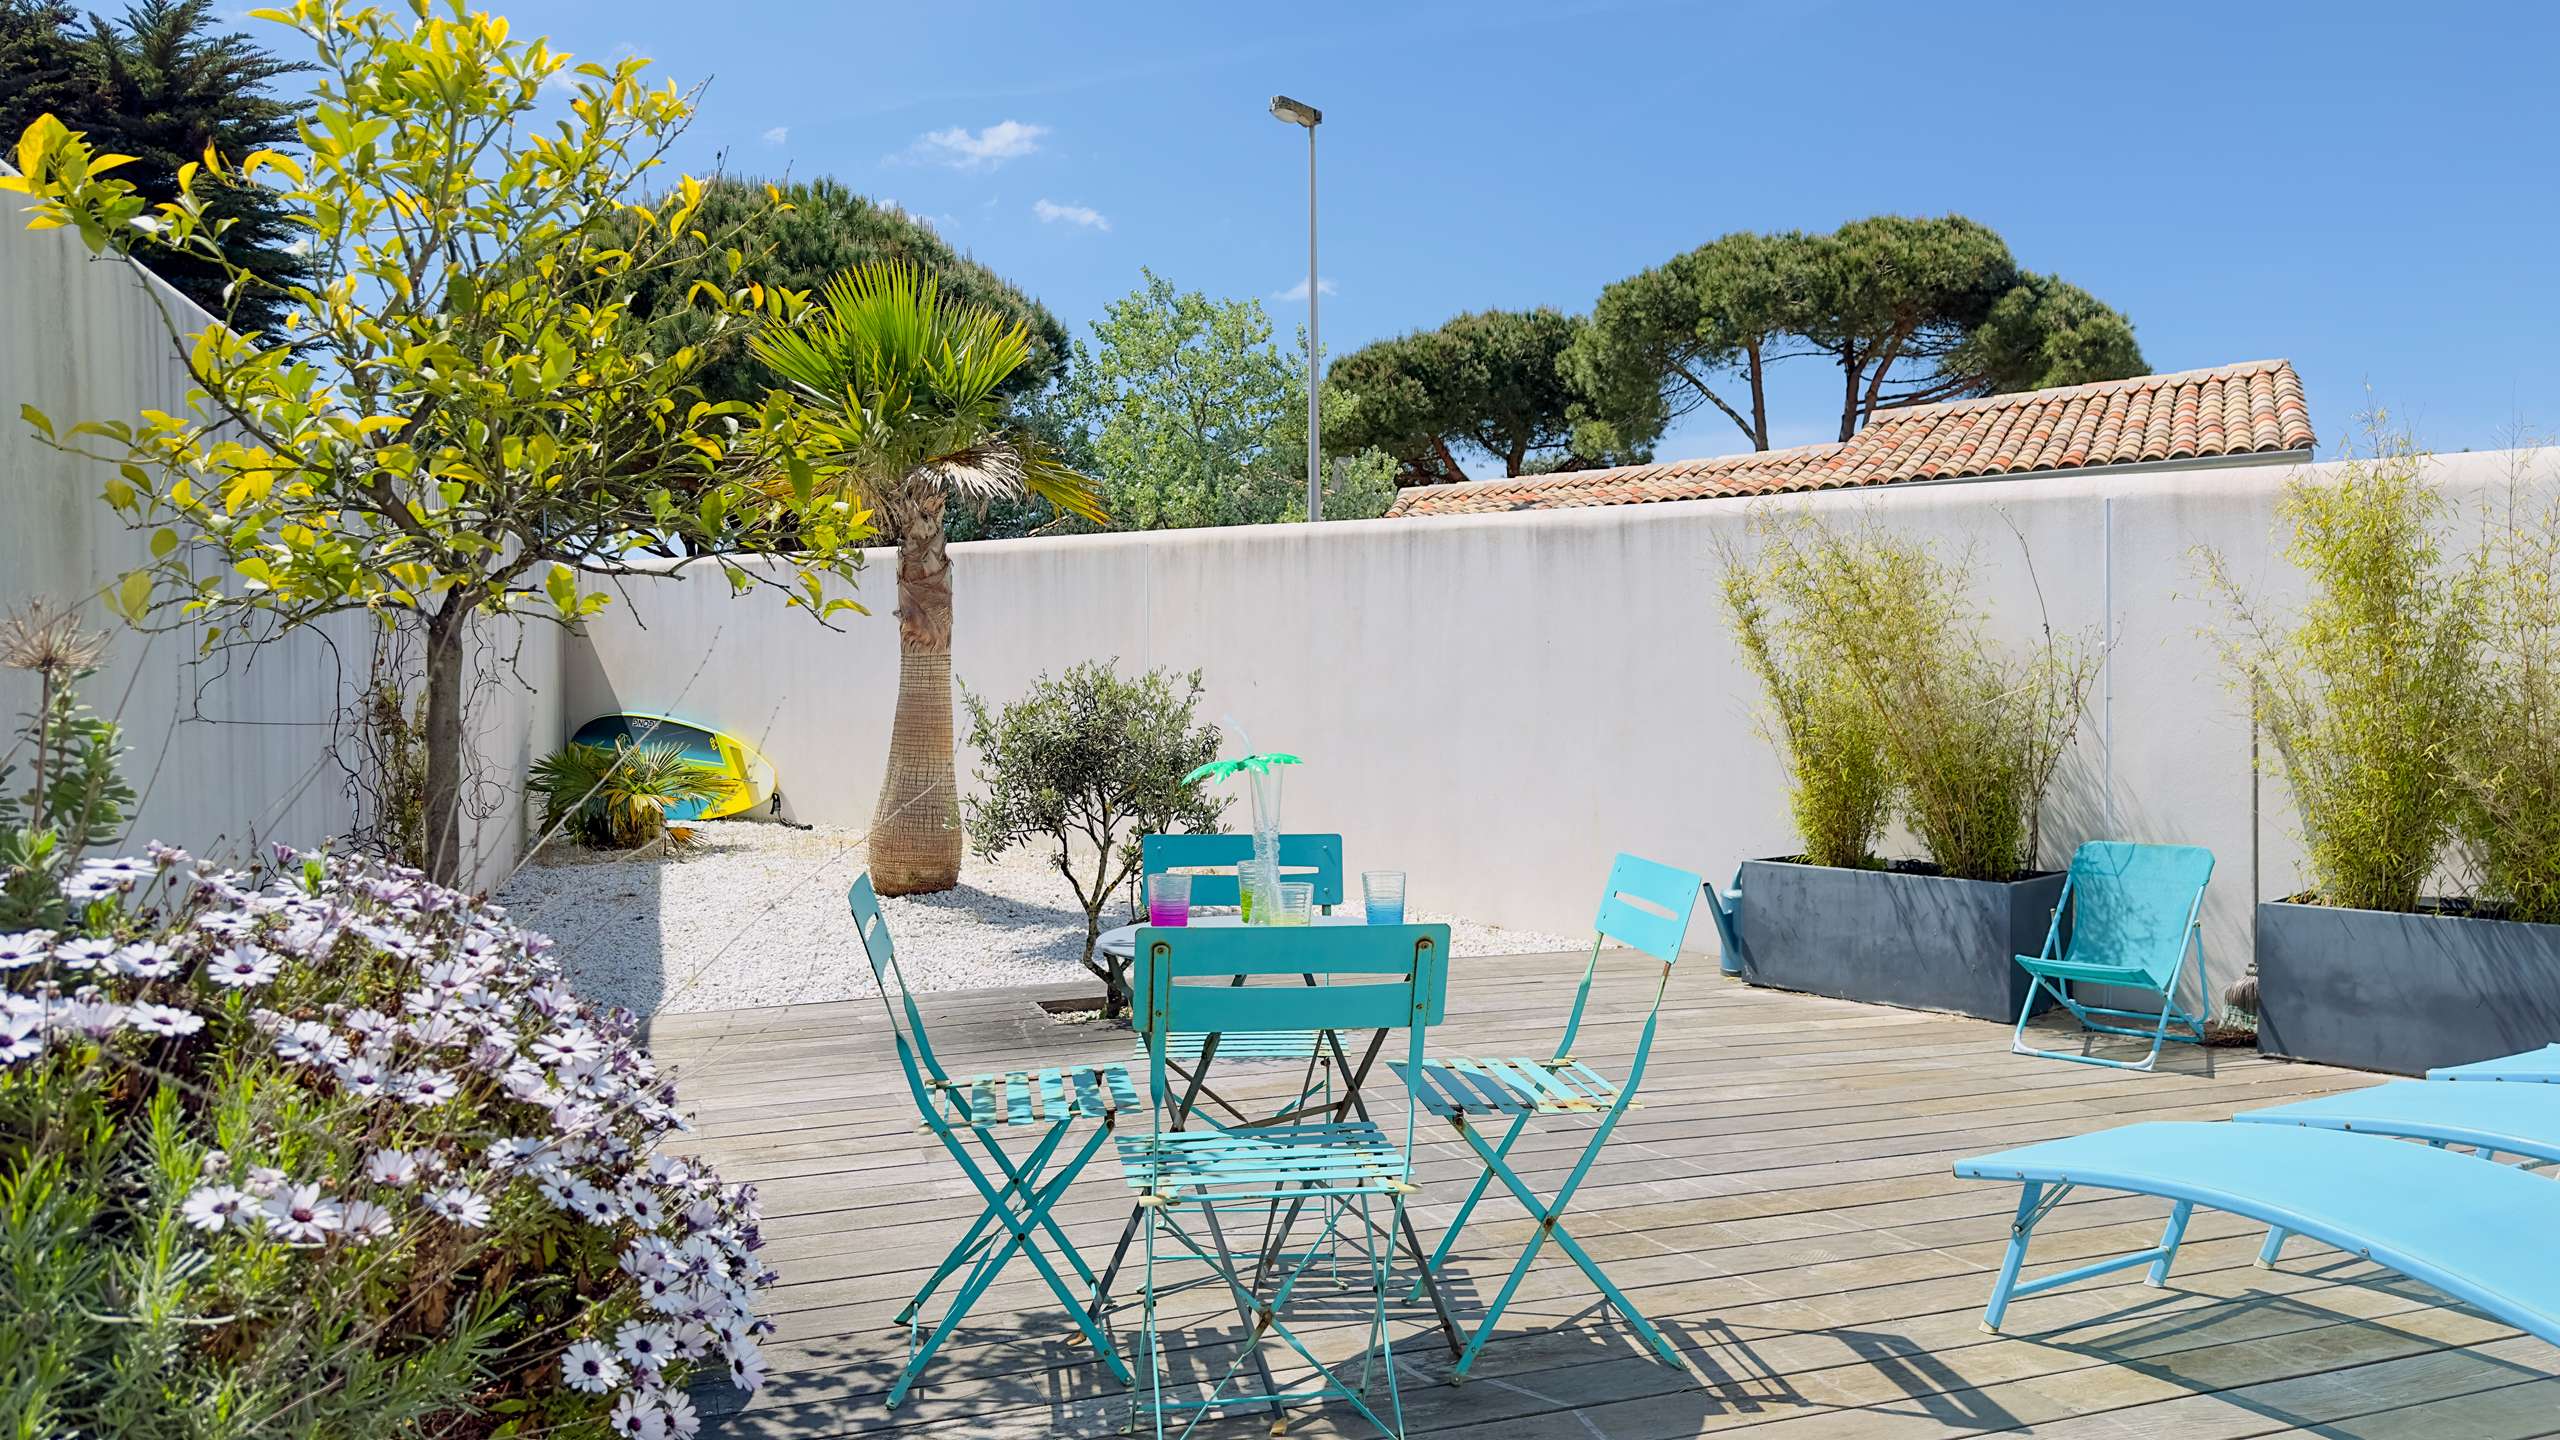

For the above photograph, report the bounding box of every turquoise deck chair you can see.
[2011,842,2213,1072]
[849,875,1134,1409]
[1119,922,1448,1439]
[1391,852,1704,1378]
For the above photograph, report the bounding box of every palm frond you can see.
[748,259,1057,510]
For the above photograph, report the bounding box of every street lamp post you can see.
[1269,94,1322,521]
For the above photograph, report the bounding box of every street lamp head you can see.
[1268,94,1322,128]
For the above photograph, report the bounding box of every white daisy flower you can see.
[614,1321,674,1374]
[275,1021,351,1066]
[114,941,180,978]
[561,1338,622,1394]
[180,1184,256,1233]
[607,1393,666,1440]
[205,944,282,989]
[59,870,123,901]
[54,997,123,1038]
[128,1002,205,1038]
[423,1185,490,1228]
[337,1198,395,1243]
[365,1149,423,1186]
[0,930,54,969]
[399,1067,460,1106]
[335,1053,390,1099]
[262,1183,341,1244]
[52,937,119,972]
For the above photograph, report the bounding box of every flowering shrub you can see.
[1,845,772,1438]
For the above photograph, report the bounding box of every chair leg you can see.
[971,1124,1105,1293]
[901,1118,1074,1325]
[2258,1225,2290,1268]
[1199,1197,1289,1430]
[1393,1198,1466,1357]
[1982,1181,2045,1334]
[1446,1115,1681,1379]
[2147,1201,2193,1285]
[1409,1111,1530,1299]
[891,1120,1128,1408]
[1089,1204,1145,1323]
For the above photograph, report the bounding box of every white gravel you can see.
[495,819,1585,1017]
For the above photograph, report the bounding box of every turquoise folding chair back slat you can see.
[2012,842,2213,1072]
[1392,850,1706,1379]
[848,875,1132,1409]
[1141,831,1345,910]
[1119,922,1448,1438]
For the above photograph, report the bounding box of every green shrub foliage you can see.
[2203,437,2484,913]
[1725,516,2095,881]
[2459,485,2560,923]
[962,661,1226,1013]
[531,740,731,851]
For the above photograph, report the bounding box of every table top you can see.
[1096,912,1378,958]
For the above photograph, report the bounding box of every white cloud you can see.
[1033,199,1109,232]
[760,125,790,146]
[906,120,1048,170]
[1273,276,1338,303]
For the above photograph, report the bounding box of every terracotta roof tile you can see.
[1385,360,2314,519]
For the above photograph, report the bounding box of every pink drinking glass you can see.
[1147,873,1192,927]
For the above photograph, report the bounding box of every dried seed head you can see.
[0,600,108,678]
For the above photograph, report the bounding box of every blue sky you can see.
[495,0,2559,468]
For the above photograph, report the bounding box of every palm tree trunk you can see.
[870,514,962,895]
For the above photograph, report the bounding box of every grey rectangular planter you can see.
[2256,900,2560,1076]
[1735,858,2064,1022]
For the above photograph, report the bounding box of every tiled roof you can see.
[1384,359,2313,518]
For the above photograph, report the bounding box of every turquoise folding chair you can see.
[2011,842,2214,1072]
[849,875,1135,1409]
[1140,832,1346,914]
[1120,922,1448,1439]
[1134,832,1346,1127]
[1392,852,1703,1378]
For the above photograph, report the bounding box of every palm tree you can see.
[752,261,1102,895]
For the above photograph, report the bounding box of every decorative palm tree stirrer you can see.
[1182,747,1301,923]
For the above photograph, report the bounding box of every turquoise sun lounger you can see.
[1954,1121,2560,1342]
[2233,1076,2560,1266]
[2429,1044,2560,1083]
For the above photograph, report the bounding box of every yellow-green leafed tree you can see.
[4,1,871,885]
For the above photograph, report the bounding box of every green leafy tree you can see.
[1053,269,1359,529]
[1802,215,2144,440]
[8,2,870,886]
[752,261,1103,895]
[1325,307,1625,486]
[1574,217,2145,452]
[0,0,315,335]
[614,175,1069,407]
[962,661,1227,1014]
[1567,230,1817,454]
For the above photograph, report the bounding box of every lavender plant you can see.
[1,845,773,1437]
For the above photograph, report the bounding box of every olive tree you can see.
[962,661,1225,1015]
[6,1,868,885]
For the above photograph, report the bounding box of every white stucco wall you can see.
[567,447,2560,1005]
[0,206,553,889]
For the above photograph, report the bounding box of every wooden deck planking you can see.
[648,952,2560,1438]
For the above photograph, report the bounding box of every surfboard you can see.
[566,713,778,823]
